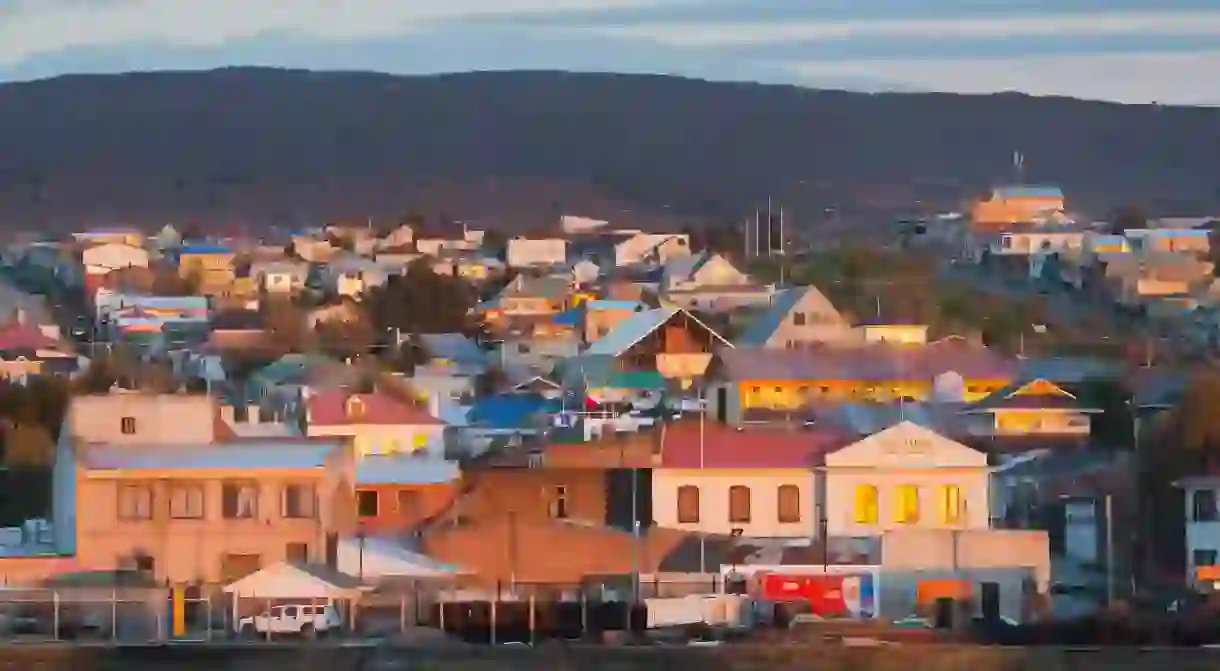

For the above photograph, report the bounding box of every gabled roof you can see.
[583,306,731,357]
[963,378,1100,414]
[0,324,60,350]
[559,354,667,390]
[737,286,844,346]
[308,391,442,426]
[356,455,460,485]
[418,333,485,363]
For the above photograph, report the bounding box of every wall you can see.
[461,468,610,525]
[824,470,990,537]
[653,469,814,538]
[354,482,458,535]
[74,451,354,584]
[68,393,217,445]
[880,528,1051,590]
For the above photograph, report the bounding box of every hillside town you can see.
[0,186,1219,645]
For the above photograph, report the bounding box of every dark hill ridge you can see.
[0,68,1217,229]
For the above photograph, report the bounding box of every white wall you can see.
[652,470,815,538]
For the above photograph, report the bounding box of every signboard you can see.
[759,573,875,618]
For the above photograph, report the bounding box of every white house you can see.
[1180,476,1220,587]
[822,421,991,537]
[506,237,568,268]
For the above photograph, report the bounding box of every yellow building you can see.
[709,339,1016,421]
[178,244,237,291]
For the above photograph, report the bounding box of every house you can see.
[377,223,415,251]
[477,275,571,326]
[708,338,1016,423]
[960,378,1100,438]
[970,185,1066,227]
[247,354,363,420]
[614,233,692,267]
[506,237,568,268]
[557,354,667,406]
[858,322,930,345]
[0,321,74,379]
[737,286,853,348]
[65,391,220,446]
[583,306,731,380]
[413,333,487,376]
[1125,228,1211,255]
[321,256,392,297]
[553,299,647,345]
[177,244,237,291]
[79,243,150,294]
[354,457,461,536]
[968,225,1086,263]
[822,421,991,537]
[418,433,676,585]
[660,252,774,311]
[250,260,309,295]
[72,439,355,583]
[653,421,843,538]
[306,390,446,458]
[1180,476,1220,588]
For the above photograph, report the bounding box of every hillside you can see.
[0,68,1218,230]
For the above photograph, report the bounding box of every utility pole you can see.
[1105,494,1115,606]
[766,197,773,256]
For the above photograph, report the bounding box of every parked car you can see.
[237,603,342,637]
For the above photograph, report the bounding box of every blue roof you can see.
[133,295,209,310]
[737,287,808,347]
[467,393,557,429]
[179,244,232,254]
[995,186,1063,199]
[584,306,730,356]
[586,300,644,311]
[553,306,581,326]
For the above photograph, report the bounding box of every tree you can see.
[369,259,476,335]
[475,366,507,397]
[1109,205,1146,235]
[316,318,375,361]
[1168,374,1220,461]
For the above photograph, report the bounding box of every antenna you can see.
[1013,151,1025,184]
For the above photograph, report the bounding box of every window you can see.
[282,484,317,519]
[1194,549,1218,568]
[676,485,700,524]
[357,490,379,518]
[286,542,310,563]
[896,485,921,524]
[397,490,421,518]
[1000,235,1013,249]
[221,481,259,519]
[1194,490,1219,522]
[792,312,807,326]
[118,484,153,521]
[854,485,878,524]
[728,485,751,523]
[777,485,801,523]
[345,396,365,420]
[938,485,963,525]
[169,484,204,519]
[549,485,569,519]
[120,416,137,435]
[517,343,530,354]
[411,432,429,452]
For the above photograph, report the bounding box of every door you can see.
[980,582,1001,622]
[716,387,727,423]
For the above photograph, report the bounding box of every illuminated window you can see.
[896,485,921,524]
[854,485,878,524]
[938,485,963,525]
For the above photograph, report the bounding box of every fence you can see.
[0,576,729,644]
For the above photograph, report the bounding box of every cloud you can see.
[789,51,1220,105]
[0,0,671,65]
[574,10,1220,46]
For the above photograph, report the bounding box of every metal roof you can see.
[82,441,340,471]
[995,186,1063,199]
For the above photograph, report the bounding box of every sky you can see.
[0,0,1218,105]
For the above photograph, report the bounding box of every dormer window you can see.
[345,396,365,420]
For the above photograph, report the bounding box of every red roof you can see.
[307,391,442,426]
[658,421,846,469]
[0,324,60,351]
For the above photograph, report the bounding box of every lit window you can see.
[896,485,921,524]
[938,485,963,525]
[854,485,878,524]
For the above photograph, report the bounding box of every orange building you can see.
[970,186,1065,227]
